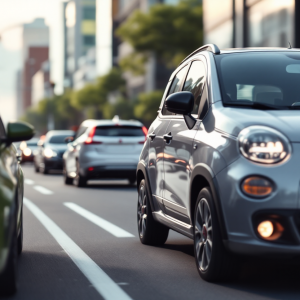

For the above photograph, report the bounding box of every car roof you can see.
[80,118,144,128]
[219,47,300,55]
[46,130,75,137]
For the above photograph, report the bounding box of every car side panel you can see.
[0,144,18,273]
[147,117,171,199]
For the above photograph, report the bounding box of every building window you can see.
[83,35,95,46]
[83,7,95,20]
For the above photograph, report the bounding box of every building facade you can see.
[203,0,297,49]
[31,61,51,106]
[63,0,96,88]
[114,0,180,99]
[19,18,49,114]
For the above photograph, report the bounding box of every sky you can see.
[0,0,65,124]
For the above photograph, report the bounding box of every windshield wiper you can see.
[290,102,300,109]
[224,101,282,110]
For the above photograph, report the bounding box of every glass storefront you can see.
[203,0,233,49]
[247,0,294,47]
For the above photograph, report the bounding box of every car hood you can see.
[45,143,68,151]
[213,102,300,142]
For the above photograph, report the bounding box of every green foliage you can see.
[103,97,135,120]
[71,67,126,118]
[134,90,164,123]
[116,0,203,68]
[119,52,148,76]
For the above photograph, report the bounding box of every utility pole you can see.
[47,81,55,131]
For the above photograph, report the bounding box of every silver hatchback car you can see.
[63,117,147,187]
[136,45,300,281]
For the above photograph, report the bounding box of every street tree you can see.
[116,0,203,73]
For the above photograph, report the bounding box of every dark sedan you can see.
[34,130,74,174]
[0,117,34,295]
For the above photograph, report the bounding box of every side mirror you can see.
[165,92,197,129]
[5,121,35,144]
[65,136,74,143]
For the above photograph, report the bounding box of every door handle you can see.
[149,132,156,141]
[163,132,173,144]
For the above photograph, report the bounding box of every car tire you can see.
[63,165,73,185]
[17,210,23,256]
[137,179,169,245]
[40,164,49,175]
[128,177,136,186]
[74,162,87,187]
[0,226,18,296]
[194,187,238,282]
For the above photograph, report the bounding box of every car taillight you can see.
[139,126,148,144]
[85,127,102,145]
[142,126,148,136]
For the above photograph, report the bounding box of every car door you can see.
[148,66,188,200]
[0,117,18,270]
[162,60,207,223]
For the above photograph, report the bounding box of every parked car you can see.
[34,130,74,174]
[17,137,39,162]
[63,116,147,187]
[136,44,300,281]
[0,117,34,295]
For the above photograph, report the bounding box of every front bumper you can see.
[216,143,300,255]
[44,157,63,170]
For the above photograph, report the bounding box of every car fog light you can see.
[44,148,57,158]
[23,147,32,156]
[242,177,273,197]
[257,221,274,238]
[257,219,284,241]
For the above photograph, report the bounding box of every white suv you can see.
[63,116,147,187]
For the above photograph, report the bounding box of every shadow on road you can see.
[160,242,300,299]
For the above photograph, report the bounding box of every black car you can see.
[0,117,34,295]
[34,130,74,174]
[17,137,39,162]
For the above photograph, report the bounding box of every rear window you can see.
[48,135,70,144]
[27,142,38,146]
[95,126,144,137]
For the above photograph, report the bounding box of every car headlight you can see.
[43,148,57,158]
[23,147,32,156]
[238,126,291,164]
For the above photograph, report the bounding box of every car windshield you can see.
[215,52,300,109]
[48,135,70,144]
[95,126,144,137]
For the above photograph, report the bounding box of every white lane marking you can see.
[64,202,134,238]
[24,179,34,185]
[23,198,133,300]
[33,185,54,195]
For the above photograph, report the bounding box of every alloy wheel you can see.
[137,185,147,238]
[195,198,213,272]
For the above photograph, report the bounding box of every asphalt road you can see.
[5,164,300,300]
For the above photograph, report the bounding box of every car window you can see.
[162,65,188,115]
[183,61,206,115]
[0,117,5,139]
[48,135,71,144]
[215,52,300,108]
[95,126,144,137]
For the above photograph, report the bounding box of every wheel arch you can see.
[136,161,155,212]
[190,163,228,240]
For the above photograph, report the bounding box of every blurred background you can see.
[0,0,298,133]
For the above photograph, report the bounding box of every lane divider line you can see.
[24,179,35,185]
[33,185,54,195]
[23,198,133,300]
[64,202,134,238]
